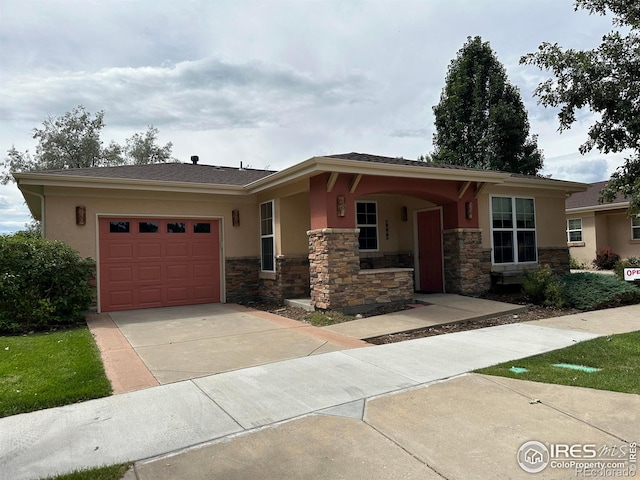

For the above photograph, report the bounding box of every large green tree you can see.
[1,105,175,184]
[521,0,640,213]
[432,36,544,175]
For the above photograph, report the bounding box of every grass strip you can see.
[477,331,640,394]
[41,463,132,480]
[0,327,112,418]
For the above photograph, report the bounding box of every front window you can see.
[491,197,537,264]
[633,216,640,240]
[567,218,583,242]
[260,200,275,271]
[356,201,378,250]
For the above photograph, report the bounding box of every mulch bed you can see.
[240,292,581,345]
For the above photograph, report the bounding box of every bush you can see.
[561,272,640,310]
[569,256,586,270]
[522,265,565,308]
[614,257,640,288]
[0,233,95,334]
[593,247,620,270]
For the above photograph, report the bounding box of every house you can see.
[565,181,640,266]
[15,152,586,313]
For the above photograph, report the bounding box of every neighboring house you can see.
[565,181,640,266]
[15,152,585,313]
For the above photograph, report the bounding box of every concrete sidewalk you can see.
[2,305,639,480]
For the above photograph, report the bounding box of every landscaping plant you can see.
[522,264,564,308]
[0,232,95,334]
[593,247,620,270]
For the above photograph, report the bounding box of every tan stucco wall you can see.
[354,194,435,254]
[567,213,597,266]
[42,186,259,259]
[568,209,640,265]
[478,186,568,251]
[278,192,311,255]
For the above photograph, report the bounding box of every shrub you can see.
[593,247,620,270]
[614,257,640,288]
[561,272,640,310]
[522,265,565,308]
[0,233,95,334]
[569,255,586,270]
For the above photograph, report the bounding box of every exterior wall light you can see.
[76,206,86,226]
[232,209,240,226]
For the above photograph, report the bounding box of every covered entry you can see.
[98,217,221,312]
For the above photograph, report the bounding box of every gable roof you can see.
[566,181,628,211]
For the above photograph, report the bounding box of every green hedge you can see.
[0,232,95,333]
[523,266,640,311]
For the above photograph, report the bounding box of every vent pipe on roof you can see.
[191,155,199,165]
[240,161,243,171]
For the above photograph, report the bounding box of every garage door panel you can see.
[106,243,134,261]
[138,265,162,281]
[193,263,216,278]
[138,287,163,306]
[193,285,217,302]
[165,242,189,258]
[105,265,133,282]
[137,243,162,258]
[167,286,189,302]
[100,218,221,312]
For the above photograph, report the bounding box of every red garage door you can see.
[99,217,221,312]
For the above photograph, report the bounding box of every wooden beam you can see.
[327,172,339,192]
[475,182,487,198]
[458,181,471,198]
[349,174,362,194]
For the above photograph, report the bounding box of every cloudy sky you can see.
[0,0,625,233]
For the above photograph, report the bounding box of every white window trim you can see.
[567,218,583,243]
[490,196,538,265]
[356,200,379,252]
[260,200,275,272]
[632,215,640,241]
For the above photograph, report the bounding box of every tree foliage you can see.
[431,36,544,175]
[521,0,640,213]
[1,105,175,184]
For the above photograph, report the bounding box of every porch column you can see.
[308,228,360,310]
[442,229,491,294]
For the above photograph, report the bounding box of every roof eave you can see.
[502,176,588,193]
[14,172,248,195]
[566,202,630,214]
[246,156,511,192]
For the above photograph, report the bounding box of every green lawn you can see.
[0,327,112,418]
[478,331,640,394]
[41,463,132,480]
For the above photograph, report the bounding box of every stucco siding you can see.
[43,186,260,259]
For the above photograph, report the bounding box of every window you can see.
[167,222,186,233]
[194,222,211,233]
[109,221,130,233]
[260,201,275,271]
[633,216,640,240]
[567,218,583,242]
[491,197,537,264]
[139,221,158,233]
[356,201,378,250]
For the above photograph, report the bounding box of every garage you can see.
[98,217,221,312]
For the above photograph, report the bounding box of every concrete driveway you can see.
[89,303,369,390]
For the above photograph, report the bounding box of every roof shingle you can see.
[565,181,628,209]
[35,162,276,186]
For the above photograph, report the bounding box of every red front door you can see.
[99,217,220,312]
[417,210,444,292]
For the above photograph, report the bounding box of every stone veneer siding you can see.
[308,228,414,311]
[360,252,414,269]
[537,247,571,276]
[442,229,491,295]
[225,257,260,303]
[259,255,310,302]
